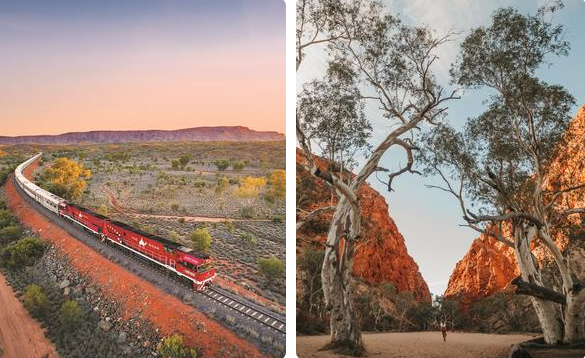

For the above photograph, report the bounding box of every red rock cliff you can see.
[445,104,585,307]
[296,150,431,302]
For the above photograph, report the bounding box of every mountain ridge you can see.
[0,126,285,144]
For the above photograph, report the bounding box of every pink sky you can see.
[0,1,284,136]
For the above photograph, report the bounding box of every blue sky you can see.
[297,0,585,296]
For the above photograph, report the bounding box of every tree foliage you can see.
[23,284,48,316]
[157,334,197,358]
[40,157,92,200]
[258,257,285,281]
[59,300,84,331]
[266,170,286,202]
[189,227,212,253]
[0,237,45,269]
[235,177,267,201]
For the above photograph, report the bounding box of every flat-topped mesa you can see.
[445,104,585,309]
[0,126,285,145]
[297,149,431,302]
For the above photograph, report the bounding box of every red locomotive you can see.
[59,202,215,290]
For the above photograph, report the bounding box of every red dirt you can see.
[0,272,59,358]
[5,160,265,358]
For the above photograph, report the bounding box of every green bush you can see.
[0,209,14,228]
[241,232,258,246]
[0,237,45,269]
[271,215,284,223]
[225,221,234,233]
[157,334,197,358]
[59,300,84,331]
[214,159,230,171]
[258,257,285,281]
[193,179,206,188]
[0,225,22,243]
[190,228,212,252]
[23,284,48,316]
[239,206,255,219]
[232,161,245,171]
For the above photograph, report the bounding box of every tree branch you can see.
[511,276,566,304]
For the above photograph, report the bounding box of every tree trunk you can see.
[514,224,563,345]
[321,199,365,356]
[564,289,585,343]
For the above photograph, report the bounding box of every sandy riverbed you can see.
[297,331,536,358]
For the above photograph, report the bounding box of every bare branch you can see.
[297,206,336,230]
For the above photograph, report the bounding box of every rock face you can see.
[297,150,431,302]
[0,126,284,145]
[445,104,585,308]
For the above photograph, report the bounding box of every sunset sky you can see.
[0,0,284,136]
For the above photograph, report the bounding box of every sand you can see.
[297,331,536,358]
[0,272,58,358]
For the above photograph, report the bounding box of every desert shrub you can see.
[232,161,245,171]
[190,228,212,252]
[157,334,197,358]
[169,231,181,242]
[179,154,192,168]
[38,157,91,200]
[239,206,255,219]
[214,159,230,171]
[241,232,258,246]
[0,237,45,269]
[228,177,240,185]
[0,209,15,227]
[258,257,285,281]
[171,159,181,170]
[59,300,84,331]
[271,215,284,223]
[265,170,286,202]
[194,179,206,188]
[171,202,180,212]
[0,225,22,244]
[215,176,229,193]
[23,284,48,316]
[96,205,109,216]
[178,217,186,224]
[225,221,234,233]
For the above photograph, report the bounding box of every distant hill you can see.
[0,126,285,145]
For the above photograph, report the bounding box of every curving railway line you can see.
[11,154,285,355]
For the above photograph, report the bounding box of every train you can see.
[15,153,215,290]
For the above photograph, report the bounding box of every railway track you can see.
[11,174,286,354]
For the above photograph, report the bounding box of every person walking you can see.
[440,321,447,342]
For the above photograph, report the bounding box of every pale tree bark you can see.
[514,224,563,344]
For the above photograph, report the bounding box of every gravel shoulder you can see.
[0,272,58,358]
[296,332,536,358]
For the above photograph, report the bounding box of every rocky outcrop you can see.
[445,104,585,308]
[296,150,431,302]
[0,126,285,145]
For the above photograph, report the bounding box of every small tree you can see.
[214,159,230,171]
[0,237,45,269]
[258,257,285,281]
[23,285,48,316]
[232,161,245,171]
[0,225,22,244]
[59,300,84,331]
[235,177,267,204]
[157,334,197,358]
[171,159,181,170]
[179,155,192,168]
[266,170,286,202]
[39,157,91,200]
[190,228,212,252]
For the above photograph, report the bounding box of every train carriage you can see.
[14,153,215,291]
